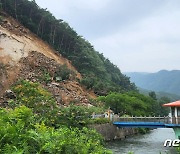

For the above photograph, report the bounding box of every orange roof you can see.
[163,100,180,107]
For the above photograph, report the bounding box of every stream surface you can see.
[106,128,177,154]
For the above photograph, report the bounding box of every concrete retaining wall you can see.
[89,123,138,141]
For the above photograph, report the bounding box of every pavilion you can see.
[163,100,180,124]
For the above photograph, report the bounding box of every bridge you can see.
[113,117,180,128]
[94,100,180,138]
[106,100,180,139]
[112,116,180,139]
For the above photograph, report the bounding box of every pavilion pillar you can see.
[169,108,172,124]
[175,107,178,124]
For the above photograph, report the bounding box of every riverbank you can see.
[89,123,139,141]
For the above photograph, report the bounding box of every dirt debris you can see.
[18,51,95,105]
[0,12,95,107]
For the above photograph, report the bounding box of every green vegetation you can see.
[10,80,58,126]
[0,0,136,95]
[54,64,75,81]
[0,80,112,153]
[98,92,168,116]
[0,106,111,154]
[0,15,2,22]
[58,105,92,128]
[38,70,52,84]
[10,80,107,128]
[58,105,108,127]
[137,128,150,134]
[88,118,110,125]
[36,64,75,84]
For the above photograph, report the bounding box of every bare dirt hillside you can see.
[0,13,95,105]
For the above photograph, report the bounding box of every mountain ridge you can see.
[138,87,180,101]
[126,70,180,96]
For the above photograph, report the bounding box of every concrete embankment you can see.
[89,123,138,141]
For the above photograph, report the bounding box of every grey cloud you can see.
[36,0,168,39]
[35,0,180,72]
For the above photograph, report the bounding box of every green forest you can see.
[0,0,174,153]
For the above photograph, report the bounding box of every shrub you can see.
[54,65,75,81]
[138,128,150,134]
[58,105,91,128]
[88,118,110,124]
[38,70,52,84]
[10,80,107,128]
[11,80,58,126]
[57,105,107,128]
[0,106,112,154]
[0,15,2,22]
[80,77,96,89]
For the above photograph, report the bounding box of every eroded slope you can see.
[0,13,95,105]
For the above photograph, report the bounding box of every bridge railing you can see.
[91,113,180,124]
[112,116,171,124]
[171,117,180,124]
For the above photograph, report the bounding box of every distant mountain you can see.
[125,70,180,96]
[138,87,180,101]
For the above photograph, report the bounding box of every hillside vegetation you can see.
[126,70,180,96]
[0,0,136,95]
[98,92,169,116]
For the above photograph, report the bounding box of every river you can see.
[106,128,177,154]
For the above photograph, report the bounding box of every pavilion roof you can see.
[163,100,180,107]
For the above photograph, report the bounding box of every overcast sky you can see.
[35,0,180,73]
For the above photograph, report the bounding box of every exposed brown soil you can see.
[0,12,96,106]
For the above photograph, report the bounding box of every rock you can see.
[55,76,62,82]
[4,90,16,99]
[56,96,62,103]
[51,82,59,87]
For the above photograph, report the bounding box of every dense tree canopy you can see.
[98,92,169,116]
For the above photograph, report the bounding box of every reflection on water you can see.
[106,128,177,154]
